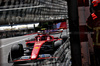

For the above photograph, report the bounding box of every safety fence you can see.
[0,0,68,24]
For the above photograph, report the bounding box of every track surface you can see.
[0,30,68,66]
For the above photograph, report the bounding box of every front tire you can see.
[11,44,24,60]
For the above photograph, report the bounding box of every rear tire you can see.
[61,35,68,42]
[54,40,63,50]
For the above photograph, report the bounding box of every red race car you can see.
[8,32,67,64]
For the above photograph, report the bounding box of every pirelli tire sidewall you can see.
[11,44,24,60]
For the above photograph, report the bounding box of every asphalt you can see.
[0,29,68,66]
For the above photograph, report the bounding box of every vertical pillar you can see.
[67,0,82,66]
[78,0,92,66]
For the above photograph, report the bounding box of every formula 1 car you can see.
[8,32,67,64]
[49,28,64,34]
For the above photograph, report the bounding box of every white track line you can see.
[0,35,36,48]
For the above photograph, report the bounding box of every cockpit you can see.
[35,35,53,41]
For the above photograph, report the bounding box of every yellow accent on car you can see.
[35,47,39,49]
[41,28,46,30]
